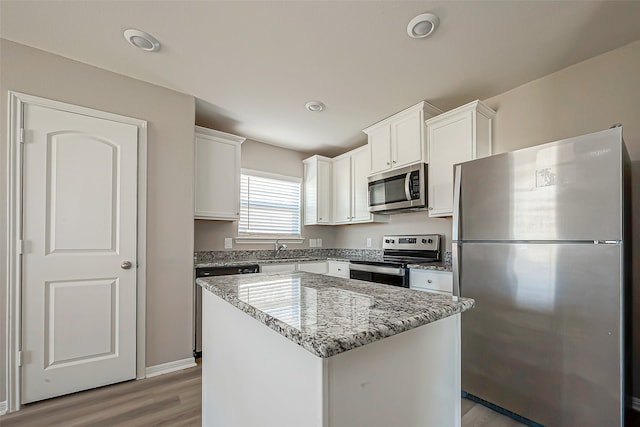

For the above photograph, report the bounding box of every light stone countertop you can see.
[197,271,473,358]
[195,257,451,271]
[407,262,452,272]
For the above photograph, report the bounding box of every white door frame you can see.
[5,91,148,412]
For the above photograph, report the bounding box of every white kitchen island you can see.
[197,272,474,427]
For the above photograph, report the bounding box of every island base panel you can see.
[202,291,461,427]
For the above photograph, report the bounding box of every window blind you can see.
[239,170,301,236]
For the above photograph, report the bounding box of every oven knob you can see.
[390,239,395,243]
[422,239,427,244]
[385,239,390,243]
[428,239,433,244]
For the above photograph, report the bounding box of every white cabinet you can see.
[194,126,245,220]
[332,155,351,224]
[333,146,388,225]
[327,261,350,278]
[363,101,442,175]
[297,261,328,274]
[426,100,495,217]
[303,156,332,225]
[261,263,297,273]
[409,269,453,295]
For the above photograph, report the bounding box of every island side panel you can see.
[202,291,327,427]
[326,314,461,427]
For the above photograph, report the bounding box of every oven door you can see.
[349,264,409,288]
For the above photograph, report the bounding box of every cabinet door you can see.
[194,134,241,220]
[392,108,423,168]
[327,261,350,278]
[303,160,318,225]
[297,261,328,274]
[332,156,352,223]
[260,263,297,273]
[368,124,392,174]
[351,147,372,222]
[427,111,473,217]
[303,158,332,225]
[317,160,332,223]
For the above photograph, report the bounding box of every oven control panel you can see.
[382,234,441,251]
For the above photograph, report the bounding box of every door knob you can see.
[121,261,133,270]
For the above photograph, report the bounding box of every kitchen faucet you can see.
[274,240,287,257]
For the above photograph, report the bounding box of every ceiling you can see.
[2,1,640,156]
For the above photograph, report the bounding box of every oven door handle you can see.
[349,264,406,276]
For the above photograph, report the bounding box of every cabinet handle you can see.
[386,162,390,165]
[428,207,434,210]
[427,279,433,284]
[319,217,323,220]
[392,160,397,164]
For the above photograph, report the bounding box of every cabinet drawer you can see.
[409,269,452,294]
[327,261,350,278]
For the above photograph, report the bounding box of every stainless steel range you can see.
[349,234,441,287]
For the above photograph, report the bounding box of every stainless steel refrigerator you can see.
[452,127,630,426]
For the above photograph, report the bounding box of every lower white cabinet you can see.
[409,269,453,295]
[327,261,350,278]
[297,261,328,274]
[261,263,297,273]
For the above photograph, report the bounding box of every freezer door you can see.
[460,242,623,427]
[458,128,623,241]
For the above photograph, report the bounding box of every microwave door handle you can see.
[404,173,411,201]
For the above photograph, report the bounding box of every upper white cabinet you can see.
[426,100,495,217]
[303,155,332,225]
[194,126,245,220]
[333,146,387,225]
[363,101,442,175]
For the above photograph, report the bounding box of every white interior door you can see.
[21,103,138,404]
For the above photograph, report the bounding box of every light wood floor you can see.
[0,363,528,427]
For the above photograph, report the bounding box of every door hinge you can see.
[19,128,25,144]
[18,350,23,367]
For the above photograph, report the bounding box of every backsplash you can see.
[195,248,452,265]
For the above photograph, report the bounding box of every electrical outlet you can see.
[366,238,372,248]
[316,238,322,248]
[224,237,232,249]
[309,238,317,248]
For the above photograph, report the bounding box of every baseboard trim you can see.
[0,400,7,415]
[633,396,640,412]
[145,357,197,378]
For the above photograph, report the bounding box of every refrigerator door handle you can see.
[452,243,461,297]
[452,164,462,241]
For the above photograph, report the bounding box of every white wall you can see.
[0,39,196,404]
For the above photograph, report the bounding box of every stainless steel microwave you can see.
[367,163,427,213]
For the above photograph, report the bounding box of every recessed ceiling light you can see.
[124,29,161,52]
[305,101,325,112]
[407,13,440,39]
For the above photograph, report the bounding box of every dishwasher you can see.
[194,264,259,358]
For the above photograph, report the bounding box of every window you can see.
[239,169,301,236]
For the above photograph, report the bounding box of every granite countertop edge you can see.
[195,258,452,271]
[197,276,473,358]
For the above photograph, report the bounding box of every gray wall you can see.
[0,39,196,403]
